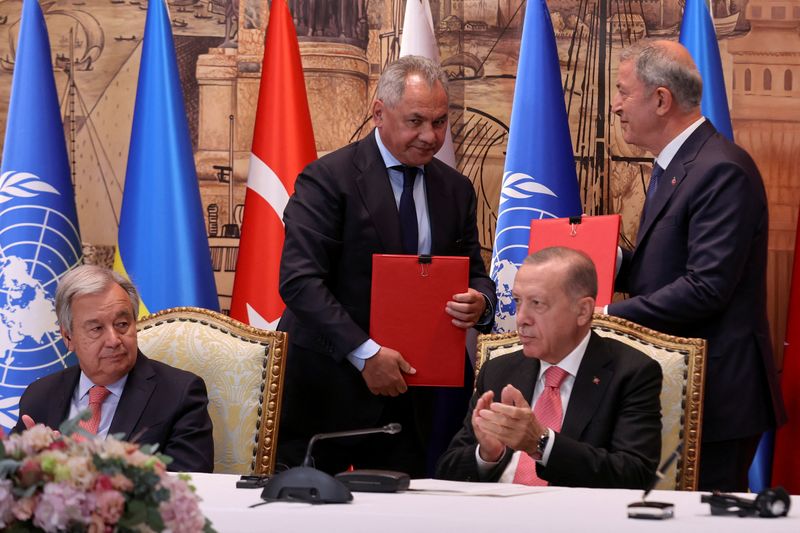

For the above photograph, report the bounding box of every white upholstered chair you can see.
[137,307,287,475]
[476,314,706,490]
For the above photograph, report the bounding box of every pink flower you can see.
[17,458,44,487]
[159,475,206,533]
[108,473,133,492]
[12,495,37,521]
[19,424,56,455]
[93,490,125,526]
[0,479,15,527]
[33,482,94,532]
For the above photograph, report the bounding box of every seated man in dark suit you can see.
[13,265,214,473]
[437,247,662,488]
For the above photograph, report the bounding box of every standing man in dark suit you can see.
[277,55,496,477]
[607,40,786,491]
[14,265,214,473]
[437,247,662,488]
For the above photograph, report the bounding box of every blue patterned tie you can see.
[641,163,664,223]
[395,165,419,254]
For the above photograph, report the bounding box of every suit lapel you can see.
[509,354,541,401]
[560,333,613,439]
[108,352,156,441]
[635,121,716,248]
[47,366,80,429]
[354,131,403,252]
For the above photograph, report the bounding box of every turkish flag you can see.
[772,214,800,494]
[230,0,316,328]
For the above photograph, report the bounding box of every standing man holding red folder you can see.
[277,56,496,477]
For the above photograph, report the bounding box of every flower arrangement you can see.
[0,418,215,532]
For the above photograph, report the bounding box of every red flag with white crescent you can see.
[230,0,316,328]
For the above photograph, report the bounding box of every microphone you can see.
[302,423,402,467]
[259,423,403,504]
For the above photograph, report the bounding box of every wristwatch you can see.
[535,430,550,459]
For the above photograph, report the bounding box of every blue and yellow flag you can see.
[0,0,82,431]
[679,0,734,141]
[115,0,218,314]
[490,0,581,332]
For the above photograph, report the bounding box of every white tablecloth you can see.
[190,473,799,533]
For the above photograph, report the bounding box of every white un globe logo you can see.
[0,204,81,428]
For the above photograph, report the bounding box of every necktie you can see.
[513,366,570,486]
[395,165,419,254]
[78,385,111,435]
[640,163,664,224]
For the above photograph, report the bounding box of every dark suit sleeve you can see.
[279,161,371,359]
[609,162,763,330]
[539,358,662,489]
[160,374,214,473]
[459,176,496,333]
[13,382,42,434]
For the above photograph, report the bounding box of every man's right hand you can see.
[21,414,36,430]
[362,347,416,397]
[472,390,505,462]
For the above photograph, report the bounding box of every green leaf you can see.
[145,505,165,531]
[0,457,21,478]
[58,410,91,436]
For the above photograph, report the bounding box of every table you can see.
[190,473,799,533]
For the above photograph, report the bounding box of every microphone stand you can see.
[259,423,402,504]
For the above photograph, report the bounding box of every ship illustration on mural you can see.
[1,8,104,72]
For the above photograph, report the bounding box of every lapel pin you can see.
[671,177,677,186]
[592,376,600,385]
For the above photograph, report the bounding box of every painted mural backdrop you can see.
[0,0,797,366]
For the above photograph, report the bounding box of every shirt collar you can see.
[77,371,128,400]
[539,330,592,379]
[374,128,424,173]
[655,116,706,170]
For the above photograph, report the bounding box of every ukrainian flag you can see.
[115,0,218,314]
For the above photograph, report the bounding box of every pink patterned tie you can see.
[513,366,570,485]
[78,385,110,435]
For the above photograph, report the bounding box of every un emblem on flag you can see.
[491,172,560,332]
[0,172,80,430]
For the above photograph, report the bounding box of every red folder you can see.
[528,215,621,306]
[370,254,468,387]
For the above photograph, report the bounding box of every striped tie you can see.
[513,366,570,485]
[78,385,111,435]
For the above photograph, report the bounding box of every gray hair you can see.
[523,246,598,300]
[619,42,703,112]
[375,55,450,108]
[56,265,140,334]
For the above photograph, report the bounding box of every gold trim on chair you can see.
[137,306,287,475]
[475,314,706,491]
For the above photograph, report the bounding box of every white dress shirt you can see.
[68,372,128,439]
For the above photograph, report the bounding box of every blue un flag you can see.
[491,0,582,332]
[0,0,82,432]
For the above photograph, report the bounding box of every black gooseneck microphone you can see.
[302,423,402,467]
[259,423,403,504]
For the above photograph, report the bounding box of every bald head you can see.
[619,40,703,113]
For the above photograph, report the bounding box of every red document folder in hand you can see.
[370,254,468,387]
[528,214,621,306]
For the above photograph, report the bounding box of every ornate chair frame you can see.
[137,306,287,475]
